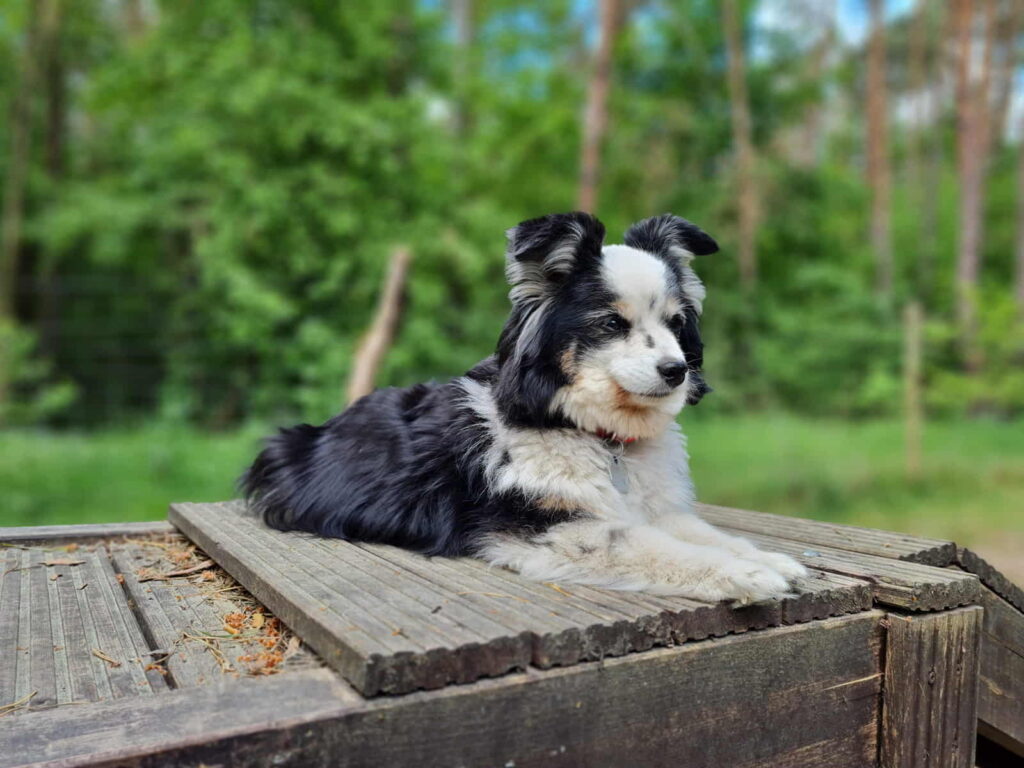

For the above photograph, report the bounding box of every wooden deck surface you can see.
[1,502,1022,768]
[170,500,875,696]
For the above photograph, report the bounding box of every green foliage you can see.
[1,0,1022,426]
[927,293,1024,416]
[0,320,76,426]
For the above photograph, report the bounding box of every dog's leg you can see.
[478,520,793,603]
[651,512,807,583]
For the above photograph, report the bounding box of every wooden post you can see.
[903,301,923,478]
[881,606,983,768]
[345,246,412,405]
[976,586,1024,757]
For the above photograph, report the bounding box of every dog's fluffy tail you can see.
[240,423,330,532]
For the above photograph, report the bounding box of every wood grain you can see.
[111,541,320,688]
[0,521,173,546]
[959,547,1024,614]
[698,504,1024,614]
[881,606,982,768]
[717,528,982,611]
[976,586,1024,757]
[1,612,885,768]
[0,546,165,716]
[697,503,956,565]
[170,500,874,696]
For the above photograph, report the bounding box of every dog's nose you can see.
[657,360,688,388]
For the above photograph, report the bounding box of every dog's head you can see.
[494,212,717,440]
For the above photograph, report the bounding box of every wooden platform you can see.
[1,503,1022,768]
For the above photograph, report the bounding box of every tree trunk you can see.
[122,0,146,39]
[39,0,64,361]
[0,2,41,324]
[722,0,758,291]
[577,0,621,213]
[919,0,950,306]
[953,0,994,370]
[866,0,893,303]
[990,0,1020,152]
[1016,121,1024,312]
[793,1,834,169]
[451,0,473,140]
[907,0,932,299]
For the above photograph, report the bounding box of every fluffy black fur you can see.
[242,212,716,556]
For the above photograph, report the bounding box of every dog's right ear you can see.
[623,214,719,264]
[505,212,605,302]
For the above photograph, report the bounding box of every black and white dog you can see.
[243,212,806,602]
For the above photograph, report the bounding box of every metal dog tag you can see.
[609,454,630,494]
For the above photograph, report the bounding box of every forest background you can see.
[1,0,1021,577]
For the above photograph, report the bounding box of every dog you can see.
[242,212,806,602]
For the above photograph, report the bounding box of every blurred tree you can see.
[451,0,475,140]
[721,0,758,292]
[866,0,893,303]
[0,0,1018,425]
[790,1,834,170]
[953,0,996,370]
[905,0,940,301]
[1018,107,1024,312]
[578,0,622,212]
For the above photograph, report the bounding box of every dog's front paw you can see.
[706,560,792,605]
[752,550,808,584]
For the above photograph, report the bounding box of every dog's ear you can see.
[623,214,718,264]
[505,212,605,302]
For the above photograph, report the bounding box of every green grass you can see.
[683,414,1024,546]
[1,416,1022,554]
[0,424,268,527]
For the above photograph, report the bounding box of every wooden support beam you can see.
[881,606,983,768]
[1,612,885,768]
[976,586,1024,757]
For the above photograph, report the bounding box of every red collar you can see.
[594,428,638,445]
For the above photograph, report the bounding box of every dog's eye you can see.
[667,314,685,334]
[601,314,630,332]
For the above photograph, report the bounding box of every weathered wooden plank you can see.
[112,540,321,687]
[697,503,957,564]
[171,500,873,696]
[0,546,166,717]
[0,521,173,546]
[880,606,982,768]
[698,504,1024,613]
[716,528,982,611]
[171,501,532,696]
[959,547,1024,614]
[0,612,885,768]
[112,545,235,687]
[976,586,1024,757]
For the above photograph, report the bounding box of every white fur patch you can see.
[459,378,806,601]
[600,245,673,313]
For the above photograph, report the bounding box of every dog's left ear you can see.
[505,212,605,302]
[623,214,719,264]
